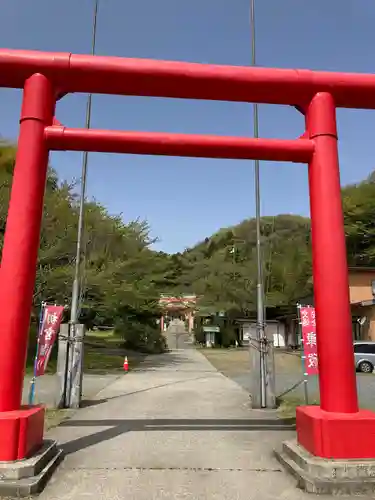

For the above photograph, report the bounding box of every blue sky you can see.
[1,0,375,253]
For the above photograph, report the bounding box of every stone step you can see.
[275,440,375,495]
[0,441,63,497]
[275,449,321,493]
[0,439,58,480]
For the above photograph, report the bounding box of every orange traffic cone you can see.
[123,356,129,372]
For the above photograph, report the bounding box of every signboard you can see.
[299,306,319,376]
[203,325,220,333]
[35,305,64,377]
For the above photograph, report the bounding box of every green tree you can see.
[0,140,167,352]
[342,177,375,265]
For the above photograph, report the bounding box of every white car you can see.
[354,341,375,373]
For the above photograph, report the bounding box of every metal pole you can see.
[250,0,267,408]
[65,0,99,408]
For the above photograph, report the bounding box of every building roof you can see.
[351,298,375,307]
[348,266,375,273]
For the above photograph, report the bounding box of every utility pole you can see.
[64,0,99,409]
[250,0,268,409]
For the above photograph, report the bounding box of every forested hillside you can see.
[1,139,375,347]
[158,173,375,316]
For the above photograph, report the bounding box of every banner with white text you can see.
[300,306,319,376]
[35,304,64,377]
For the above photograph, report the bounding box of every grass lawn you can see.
[199,347,249,376]
[84,329,123,347]
[276,395,318,418]
[200,346,302,376]
[45,408,73,430]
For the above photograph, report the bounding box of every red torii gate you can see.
[0,48,373,462]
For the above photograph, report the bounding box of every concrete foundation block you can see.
[0,440,63,496]
[275,439,375,495]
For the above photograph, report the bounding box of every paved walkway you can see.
[41,349,334,500]
[164,319,192,350]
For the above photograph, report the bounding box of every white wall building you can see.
[240,320,286,347]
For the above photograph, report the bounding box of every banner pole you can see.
[28,301,46,406]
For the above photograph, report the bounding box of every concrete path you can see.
[41,349,338,500]
[164,319,192,350]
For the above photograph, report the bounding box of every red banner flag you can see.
[299,306,319,376]
[35,305,64,377]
